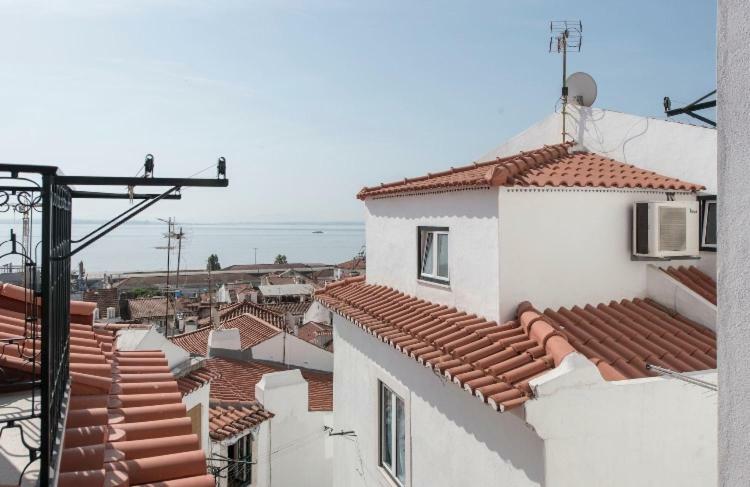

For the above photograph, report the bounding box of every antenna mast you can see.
[549,20,582,143]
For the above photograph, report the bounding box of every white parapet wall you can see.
[526,360,717,487]
[254,370,333,487]
[646,264,717,331]
[251,332,334,372]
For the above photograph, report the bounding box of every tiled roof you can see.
[170,313,281,356]
[356,143,704,199]
[540,298,716,379]
[298,322,333,350]
[316,277,716,411]
[205,357,333,411]
[0,284,212,486]
[259,301,312,316]
[127,297,173,320]
[337,257,366,270]
[209,402,273,441]
[82,288,119,315]
[662,266,717,305]
[177,366,221,396]
[196,301,285,328]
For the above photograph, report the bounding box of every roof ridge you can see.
[357,142,573,199]
[222,312,282,333]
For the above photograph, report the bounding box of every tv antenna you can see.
[549,20,583,143]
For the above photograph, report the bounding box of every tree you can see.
[207,254,221,271]
[274,254,288,264]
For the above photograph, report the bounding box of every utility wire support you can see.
[159,217,173,337]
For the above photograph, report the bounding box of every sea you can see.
[0,220,365,274]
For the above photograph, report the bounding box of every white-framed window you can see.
[417,227,449,284]
[380,382,406,486]
[700,196,717,250]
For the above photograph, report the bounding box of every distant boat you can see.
[312,230,324,234]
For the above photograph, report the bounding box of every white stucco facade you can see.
[365,189,501,320]
[331,313,544,487]
[254,370,333,487]
[182,382,211,455]
[497,187,696,320]
[250,332,334,372]
[331,310,716,487]
[718,0,750,484]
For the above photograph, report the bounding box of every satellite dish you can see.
[566,72,597,106]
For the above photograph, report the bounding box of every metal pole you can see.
[164,217,172,337]
[561,29,568,144]
[174,227,183,331]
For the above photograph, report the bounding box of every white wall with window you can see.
[497,188,698,320]
[365,190,501,321]
[330,312,545,487]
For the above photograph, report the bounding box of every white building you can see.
[317,112,718,487]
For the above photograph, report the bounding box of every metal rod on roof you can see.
[645,363,717,391]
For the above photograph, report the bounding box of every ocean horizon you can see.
[0,220,365,274]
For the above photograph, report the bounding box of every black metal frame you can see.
[698,194,717,252]
[0,161,228,484]
[663,90,716,127]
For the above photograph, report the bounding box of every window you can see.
[699,196,717,251]
[418,227,449,284]
[227,434,252,486]
[380,382,406,485]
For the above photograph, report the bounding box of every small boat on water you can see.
[312,230,324,234]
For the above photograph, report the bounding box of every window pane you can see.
[395,396,406,483]
[382,387,393,469]
[421,232,434,275]
[705,202,717,245]
[437,233,448,278]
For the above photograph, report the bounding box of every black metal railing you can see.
[40,175,72,484]
[0,159,228,485]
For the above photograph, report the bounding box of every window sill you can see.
[417,278,451,290]
[378,466,406,487]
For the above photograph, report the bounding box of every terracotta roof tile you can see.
[196,301,285,327]
[204,357,333,411]
[0,283,212,486]
[177,367,221,396]
[662,266,717,305]
[541,298,716,379]
[170,314,281,356]
[316,277,716,411]
[209,402,273,441]
[356,143,704,199]
[128,297,173,320]
[82,288,119,315]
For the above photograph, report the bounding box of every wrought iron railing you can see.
[0,159,228,485]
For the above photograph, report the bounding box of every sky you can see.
[0,0,716,223]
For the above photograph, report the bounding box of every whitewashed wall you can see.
[718,0,750,483]
[254,370,333,487]
[331,313,545,487]
[481,107,717,193]
[365,189,501,321]
[304,300,331,325]
[497,188,697,320]
[526,367,717,487]
[251,332,333,372]
[182,383,211,455]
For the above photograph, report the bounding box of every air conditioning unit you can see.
[633,201,699,258]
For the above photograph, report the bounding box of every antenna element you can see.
[549,20,583,143]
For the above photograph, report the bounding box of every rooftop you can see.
[127,296,173,320]
[356,142,705,199]
[0,283,212,486]
[316,277,716,411]
[170,313,281,356]
[209,402,274,442]
[662,266,717,305]
[205,357,333,411]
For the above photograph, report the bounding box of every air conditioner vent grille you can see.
[659,207,687,251]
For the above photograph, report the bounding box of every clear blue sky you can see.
[0,0,715,222]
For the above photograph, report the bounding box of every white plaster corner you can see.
[529,352,603,398]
